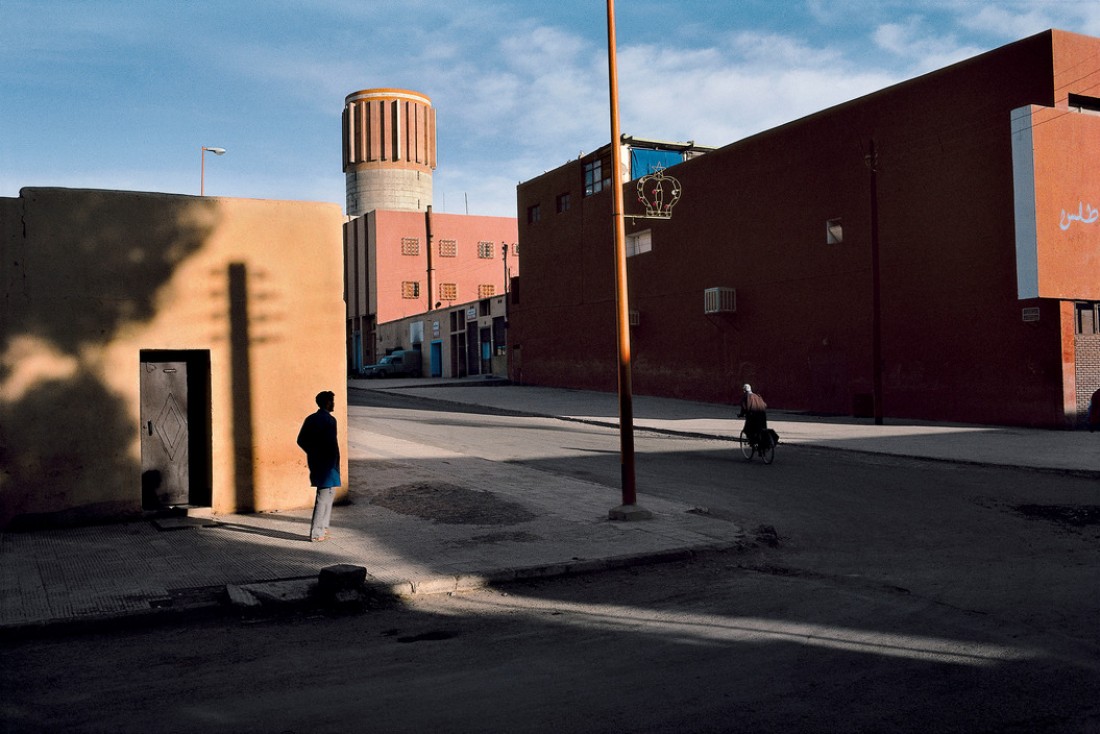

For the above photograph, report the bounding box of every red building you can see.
[511,30,1100,428]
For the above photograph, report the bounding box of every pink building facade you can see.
[344,208,518,373]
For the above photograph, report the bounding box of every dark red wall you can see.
[511,31,1098,427]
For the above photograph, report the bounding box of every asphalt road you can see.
[353,390,1100,640]
[3,391,1098,733]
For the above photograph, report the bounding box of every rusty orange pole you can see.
[606,0,649,520]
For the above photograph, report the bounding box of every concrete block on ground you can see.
[226,584,262,608]
[318,564,368,593]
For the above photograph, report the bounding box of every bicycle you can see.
[739,427,776,464]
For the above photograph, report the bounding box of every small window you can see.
[527,204,541,224]
[1076,302,1099,334]
[512,242,519,257]
[478,284,495,298]
[478,241,495,259]
[401,281,420,299]
[1068,94,1100,116]
[556,192,571,213]
[401,237,420,256]
[439,239,457,257]
[826,219,843,244]
[583,157,611,196]
[439,283,457,301]
[626,230,652,257]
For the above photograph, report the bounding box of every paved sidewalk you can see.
[2,379,1096,634]
[358,377,1100,476]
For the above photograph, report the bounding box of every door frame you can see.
[139,350,212,508]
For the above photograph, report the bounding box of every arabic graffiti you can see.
[1059,201,1099,231]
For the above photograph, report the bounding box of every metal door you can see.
[430,340,443,377]
[140,360,189,508]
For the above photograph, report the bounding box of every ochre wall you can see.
[0,188,347,528]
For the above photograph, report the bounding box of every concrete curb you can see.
[0,544,735,637]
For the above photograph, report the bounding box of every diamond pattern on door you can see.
[155,393,187,460]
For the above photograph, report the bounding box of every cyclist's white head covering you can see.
[742,384,752,393]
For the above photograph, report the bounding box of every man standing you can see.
[296,390,340,542]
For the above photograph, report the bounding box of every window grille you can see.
[626,230,652,257]
[401,237,420,256]
[478,241,494,259]
[439,283,457,301]
[478,284,495,298]
[401,281,420,299]
[704,287,736,314]
[439,239,457,257]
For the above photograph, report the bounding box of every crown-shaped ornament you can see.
[635,166,682,219]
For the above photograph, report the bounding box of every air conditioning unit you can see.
[629,309,641,327]
[704,287,736,314]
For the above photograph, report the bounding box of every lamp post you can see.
[502,242,512,381]
[605,0,651,521]
[200,146,226,196]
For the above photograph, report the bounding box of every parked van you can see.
[362,349,422,378]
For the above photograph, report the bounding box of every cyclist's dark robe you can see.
[739,392,768,437]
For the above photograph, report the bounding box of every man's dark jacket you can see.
[297,410,340,487]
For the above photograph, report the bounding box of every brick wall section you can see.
[1076,334,1100,422]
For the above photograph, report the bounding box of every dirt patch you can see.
[370,482,537,526]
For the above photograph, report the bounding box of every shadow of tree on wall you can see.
[0,188,217,528]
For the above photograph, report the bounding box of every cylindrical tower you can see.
[342,88,436,216]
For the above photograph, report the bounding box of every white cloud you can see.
[614,34,900,148]
[872,16,983,72]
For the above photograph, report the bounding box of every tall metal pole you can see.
[606,0,649,520]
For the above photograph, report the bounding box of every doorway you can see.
[430,340,443,377]
[140,350,212,510]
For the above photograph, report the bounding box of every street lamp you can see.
[200,146,226,196]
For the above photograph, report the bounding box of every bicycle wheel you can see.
[760,440,775,464]
[739,429,754,460]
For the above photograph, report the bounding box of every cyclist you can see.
[738,383,769,448]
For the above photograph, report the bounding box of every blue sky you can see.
[2,1,1098,217]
